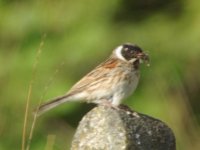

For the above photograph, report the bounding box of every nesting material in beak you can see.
[137,52,150,66]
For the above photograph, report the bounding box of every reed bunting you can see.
[36,43,149,115]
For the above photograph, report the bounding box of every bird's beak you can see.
[137,52,150,66]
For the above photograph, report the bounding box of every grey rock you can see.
[71,105,176,150]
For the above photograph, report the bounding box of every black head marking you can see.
[121,44,143,61]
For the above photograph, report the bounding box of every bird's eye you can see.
[124,48,128,51]
[129,50,134,54]
[123,48,134,55]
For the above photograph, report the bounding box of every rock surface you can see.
[71,105,176,150]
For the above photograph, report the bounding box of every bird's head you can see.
[114,43,150,68]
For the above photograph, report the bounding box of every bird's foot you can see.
[99,100,120,110]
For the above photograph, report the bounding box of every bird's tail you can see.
[35,94,72,116]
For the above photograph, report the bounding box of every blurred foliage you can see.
[114,0,184,22]
[0,0,200,149]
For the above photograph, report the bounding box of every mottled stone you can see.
[71,105,176,150]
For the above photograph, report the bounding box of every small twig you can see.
[22,34,46,150]
[25,35,65,150]
[45,135,56,150]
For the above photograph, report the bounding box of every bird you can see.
[36,43,149,116]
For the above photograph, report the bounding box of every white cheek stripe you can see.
[115,46,126,61]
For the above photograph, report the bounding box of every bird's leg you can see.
[99,99,120,110]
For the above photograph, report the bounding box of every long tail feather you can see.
[35,94,71,116]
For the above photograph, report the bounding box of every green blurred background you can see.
[0,0,200,149]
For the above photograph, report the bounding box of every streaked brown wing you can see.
[67,58,119,95]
